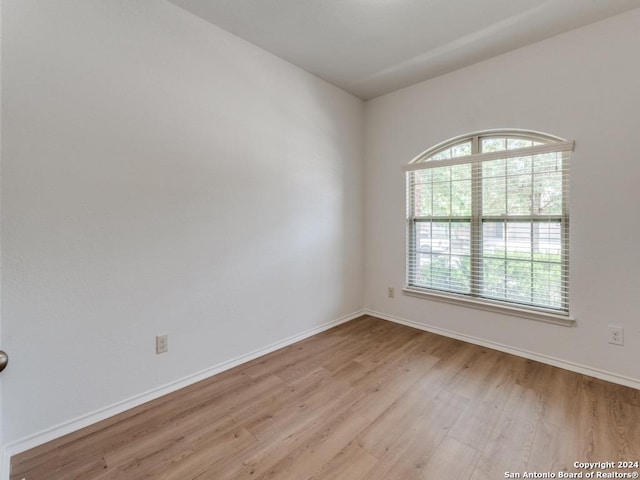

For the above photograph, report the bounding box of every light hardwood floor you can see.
[11,315,640,479]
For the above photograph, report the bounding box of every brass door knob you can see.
[0,351,8,373]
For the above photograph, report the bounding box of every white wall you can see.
[364,9,640,384]
[4,0,640,460]
[1,0,363,444]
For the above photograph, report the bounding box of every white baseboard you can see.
[1,309,365,477]
[364,309,640,391]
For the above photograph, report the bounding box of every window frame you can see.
[404,129,575,326]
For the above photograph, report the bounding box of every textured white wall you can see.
[364,9,640,382]
[1,0,364,443]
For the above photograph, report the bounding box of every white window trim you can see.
[402,286,576,327]
[404,129,574,323]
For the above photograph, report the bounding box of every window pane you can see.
[507,138,534,150]
[483,158,505,178]
[481,137,507,153]
[532,221,563,308]
[451,163,471,181]
[483,177,506,216]
[483,258,506,299]
[451,222,471,255]
[432,165,451,182]
[505,259,532,304]
[533,153,562,173]
[412,221,471,294]
[506,222,531,259]
[432,181,451,216]
[428,141,473,162]
[431,222,450,252]
[413,181,432,216]
[450,222,471,293]
[415,221,431,249]
[483,221,505,257]
[507,174,532,215]
[427,254,472,293]
[430,254,450,289]
[533,222,561,261]
[413,169,432,184]
[533,172,562,215]
[430,149,451,161]
[451,142,472,158]
[450,255,471,293]
[413,222,431,285]
[507,156,532,175]
[451,180,471,216]
[532,262,562,309]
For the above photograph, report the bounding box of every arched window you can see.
[404,129,573,321]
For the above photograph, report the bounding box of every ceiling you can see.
[169,0,640,100]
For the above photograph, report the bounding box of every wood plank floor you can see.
[11,315,640,479]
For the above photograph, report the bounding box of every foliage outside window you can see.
[405,130,572,315]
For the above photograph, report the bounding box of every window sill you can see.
[402,287,576,327]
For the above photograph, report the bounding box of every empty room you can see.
[1,1,640,479]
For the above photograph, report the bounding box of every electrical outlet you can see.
[608,325,624,346]
[387,287,395,298]
[156,334,169,354]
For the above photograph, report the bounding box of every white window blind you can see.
[405,132,573,315]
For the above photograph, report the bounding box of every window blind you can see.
[405,136,573,314]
